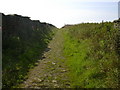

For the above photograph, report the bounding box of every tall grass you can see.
[63,22,119,88]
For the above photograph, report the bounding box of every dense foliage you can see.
[63,22,119,88]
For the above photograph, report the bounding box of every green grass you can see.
[62,22,119,88]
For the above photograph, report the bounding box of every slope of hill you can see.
[62,22,119,88]
[2,13,57,88]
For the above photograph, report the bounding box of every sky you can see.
[0,0,119,28]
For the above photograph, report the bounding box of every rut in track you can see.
[19,29,71,88]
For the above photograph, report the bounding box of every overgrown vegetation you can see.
[2,14,57,88]
[63,22,119,88]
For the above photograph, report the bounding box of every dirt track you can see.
[19,29,71,88]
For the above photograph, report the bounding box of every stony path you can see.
[19,29,71,88]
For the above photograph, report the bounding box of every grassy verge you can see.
[63,22,119,88]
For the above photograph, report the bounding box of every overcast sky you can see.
[0,0,119,28]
